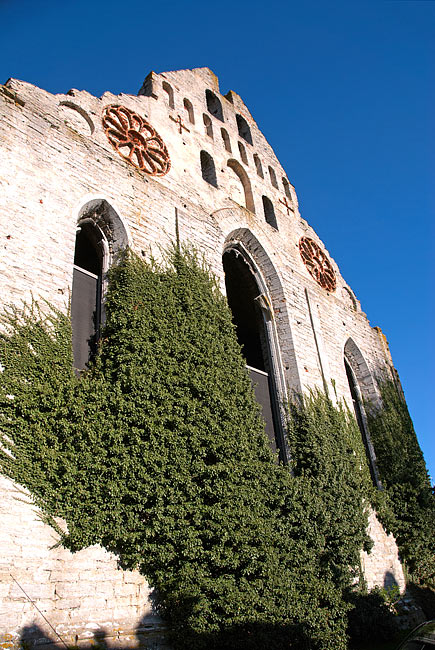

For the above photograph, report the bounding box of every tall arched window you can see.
[71,222,104,370]
[200,150,218,187]
[223,246,287,462]
[344,339,381,487]
[205,89,224,121]
[262,196,278,230]
[71,199,129,371]
[236,114,253,145]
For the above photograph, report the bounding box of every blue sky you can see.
[1,0,433,481]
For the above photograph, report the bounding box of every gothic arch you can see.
[77,198,130,261]
[72,198,129,370]
[223,229,301,456]
[344,338,379,404]
[344,337,381,487]
[227,159,255,213]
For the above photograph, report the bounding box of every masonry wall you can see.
[0,68,405,645]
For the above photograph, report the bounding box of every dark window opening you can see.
[183,98,195,124]
[200,150,218,187]
[268,165,278,189]
[223,248,284,460]
[238,141,248,165]
[203,113,213,138]
[236,114,253,145]
[254,154,263,178]
[262,196,278,230]
[221,128,231,152]
[345,359,379,486]
[282,177,292,200]
[71,223,103,371]
[205,89,224,121]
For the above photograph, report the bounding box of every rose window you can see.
[299,237,336,292]
[102,104,171,176]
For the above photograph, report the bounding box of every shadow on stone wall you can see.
[383,570,399,589]
[17,621,162,650]
[15,618,315,650]
[17,583,434,650]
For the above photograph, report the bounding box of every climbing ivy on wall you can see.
[0,248,391,649]
[367,379,435,585]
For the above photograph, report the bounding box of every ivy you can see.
[0,248,393,649]
[367,379,435,585]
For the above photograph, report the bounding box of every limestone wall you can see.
[361,509,405,592]
[0,68,406,643]
[0,478,165,647]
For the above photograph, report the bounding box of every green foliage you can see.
[287,391,374,575]
[366,379,435,585]
[0,301,79,522]
[0,248,383,649]
[347,587,398,648]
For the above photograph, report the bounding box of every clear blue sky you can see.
[1,0,433,482]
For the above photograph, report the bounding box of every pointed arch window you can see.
[344,341,382,488]
[71,199,128,372]
[236,114,253,145]
[200,150,218,187]
[223,246,287,462]
[262,196,278,230]
[205,89,224,121]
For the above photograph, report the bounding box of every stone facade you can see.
[0,67,406,645]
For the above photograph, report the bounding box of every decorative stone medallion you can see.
[102,104,171,176]
[299,236,336,292]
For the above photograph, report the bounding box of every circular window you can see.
[299,236,336,292]
[102,104,171,176]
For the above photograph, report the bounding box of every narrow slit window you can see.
[203,113,213,138]
[238,141,248,165]
[183,98,195,124]
[200,150,218,187]
[162,81,175,109]
[221,128,231,153]
[205,89,224,121]
[282,177,292,200]
[236,114,253,145]
[262,196,278,230]
[254,154,263,178]
[268,165,278,188]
